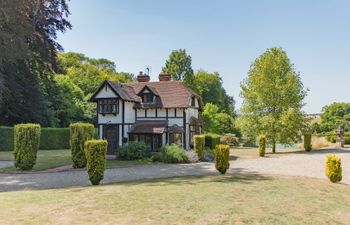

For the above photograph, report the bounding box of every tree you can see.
[319,103,350,132]
[194,70,235,117]
[162,49,196,91]
[238,47,308,153]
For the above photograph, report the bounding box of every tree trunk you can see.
[272,140,276,153]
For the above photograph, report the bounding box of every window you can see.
[99,99,118,114]
[142,94,154,103]
[169,132,183,146]
[191,97,196,107]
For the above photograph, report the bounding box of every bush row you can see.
[152,144,189,163]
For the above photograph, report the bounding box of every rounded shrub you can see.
[151,144,189,163]
[117,141,151,160]
[14,124,41,170]
[259,135,266,157]
[193,135,205,160]
[85,140,107,185]
[70,123,95,168]
[304,134,312,152]
[220,134,239,146]
[215,144,230,174]
[326,154,342,183]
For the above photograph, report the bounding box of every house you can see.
[90,72,202,155]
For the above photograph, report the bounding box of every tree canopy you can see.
[319,103,350,132]
[238,47,308,152]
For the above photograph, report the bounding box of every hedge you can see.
[117,141,151,160]
[0,127,70,151]
[205,133,221,149]
[193,135,205,160]
[259,135,266,157]
[14,124,41,170]
[215,144,230,174]
[70,123,95,168]
[325,154,342,183]
[85,140,107,185]
[304,134,312,152]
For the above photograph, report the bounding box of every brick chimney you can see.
[137,71,150,82]
[159,73,171,81]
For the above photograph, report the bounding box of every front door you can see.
[104,125,118,155]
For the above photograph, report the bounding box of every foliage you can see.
[185,150,200,163]
[203,147,215,162]
[238,47,308,153]
[151,144,189,163]
[14,124,41,170]
[193,135,205,160]
[70,123,95,168]
[117,141,151,160]
[162,49,196,91]
[326,133,337,143]
[320,103,350,133]
[325,154,342,183]
[220,134,240,146]
[204,133,221,150]
[0,0,71,126]
[0,127,14,151]
[215,144,230,174]
[242,138,258,147]
[259,135,266,157]
[304,134,312,152]
[85,140,107,185]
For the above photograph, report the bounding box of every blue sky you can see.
[57,0,350,114]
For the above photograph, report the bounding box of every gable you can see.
[95,83,118,99]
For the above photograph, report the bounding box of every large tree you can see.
[162,49,196,91]
[238,47,308,153]
[0,0,71,126]
[319,103,350,132]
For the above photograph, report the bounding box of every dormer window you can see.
[99,99,119,114]
[142,94,154,103]
[191,96,196,107]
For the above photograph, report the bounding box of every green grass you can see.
[0,174,349,225]
[0,149,156,172]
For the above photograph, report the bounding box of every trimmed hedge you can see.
[117,141,151,160]
[70,123,95,168]
[152,144,189,163]
[259,135,266,157]
[85,140,107,185]
[193,135,205,160]
[215,144,230,174]
[205,133,221,150]
[326,154,342,183]
[0,127,70,151]
[14,124,41,170]
[304,134,312,152]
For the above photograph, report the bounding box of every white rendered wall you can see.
[95,85,117,98]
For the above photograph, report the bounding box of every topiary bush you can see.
[85,140,107,185]
[220,134,239,146]
[151,144,189,163]
[304,134,312,152]
[70,123,95,168]
[117,141,151,160]
[215,144,230,174]
[205,133,221,150]
[259,135,266,157]
[14,124,41,170]
[326,154,342,183]
[193,135,205,160]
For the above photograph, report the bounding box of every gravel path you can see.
[0,149,349,192]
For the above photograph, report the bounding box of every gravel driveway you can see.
[0,149,349,192]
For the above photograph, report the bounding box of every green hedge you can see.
[215,144,230,174]
[205,133,221,149]
[259,135,266,157]
[326,154,342,183]
[85,140,107,185]
[14,124,41,170]
[193,135,205,160]
[70,123,95,168]
[0,127,70,151]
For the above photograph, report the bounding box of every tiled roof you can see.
[129,120,167,134]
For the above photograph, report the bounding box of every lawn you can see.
[0,149,156,172]
[0,174,349,225]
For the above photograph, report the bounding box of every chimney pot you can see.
[137,71,150,82]
[159,73,171,81]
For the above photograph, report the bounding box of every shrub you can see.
[14,124,41,170]
[117,141,151,160]
[242,138,257,147]
[220,134,239,146]
[151,144,189,163]
[203,147,215,162]
[39,128,70,149]
[327,134,336,143]
[193,135,205,160]
[185,150,199,163]
[0,127,14,151]
[259,135,266,157]
[85,140,107,185]
[325,154,342,183]
[304,134,312,152]
[215,144,230,174]
[344,137,350,145]
[205,133,221,149]
[70,123,95,168]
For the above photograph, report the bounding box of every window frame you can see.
[98,98,119,115]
